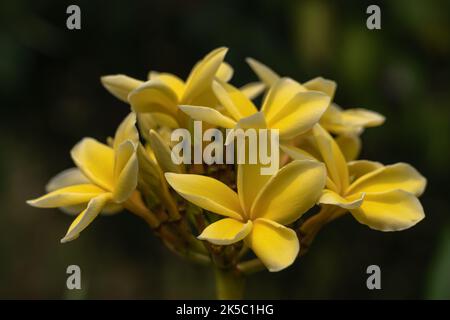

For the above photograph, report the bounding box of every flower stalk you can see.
[214,267,246,300]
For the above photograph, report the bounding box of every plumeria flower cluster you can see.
[28,47,426,298]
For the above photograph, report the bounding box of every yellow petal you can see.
[128,79,179,118]
[212,80,257,120]
[45,168,89,192]
[350,190,425,231]
[312,125,349,193]
[246,218,299,272]
[292,131,322,160]
[148,129,183,173]
[216,62,234,82]
[27,184,105,208]
[346,163,427,197]
[225,112,268,146]
[319,103,347,134]
[114,113,139,151]
[268,91,330,139]
[179,105,236,128]
[137,113,179,139]
[245,58,280,86]
[251,160,326,224]
[113,140,138,203]
[341,108,385,128]
[164,173,243,220]
[61,193,112,243]
[347,160,383,180]
[318,189,365,210]
[261,78,306,122]
[136,143,164,191]
[237,162,272,218]
[71,138,115,191]
[198,218,252,245]
[280,145,317,161]
[148,72,185,100]
[335,134,361,161]
[100,75,143,103]
[303,77,337,99]
[240,82,266,100]
[182,47,228,104]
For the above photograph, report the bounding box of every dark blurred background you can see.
[1,0,449,299]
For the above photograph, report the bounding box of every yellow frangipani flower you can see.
[179,76,331,140]
[165,160,326,271]
[282,124,426,231]
[27,113,140,242]
[246,58,385,137]
[101,47,233,127]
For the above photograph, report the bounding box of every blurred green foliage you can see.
[0,0,449,299]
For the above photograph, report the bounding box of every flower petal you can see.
[335,134,361,161]
[198,218,252,245]
[128,79,179,118]
[237,162,272,218]
[27,184,105,208]
[246,58,280,86]
[347,160,383,180]
[251,160,326,224]
[148,129,183,173]
[318,189,365,210]
[261,78,306,122]
[341,108,385,128]
[303,77,337,99]
[312,124,349,193]
[246,218,299,272]
[165,173,243,220]
[319,103,349,134]
[113,113,139,151]
[280,145,316,161]
[45,168,89,192]
[240,82,266,100]
[350,190,425,231]
[148,72,185,100]
[224,112,268,146]
[216,62,234,82]
[268,91,330,139]
[179,105,236,128]
[71,138,115,191]
[61,193,112,243]
[113,140,138,203]
[182,47,228,104]
[101,75,143,103]
[212,80,258,120]
[346,163,427,196]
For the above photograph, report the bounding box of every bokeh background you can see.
[1,0,449,299]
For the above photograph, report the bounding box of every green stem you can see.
[236,259,265,275]
[298,205,347,256]
[214,268,245,300]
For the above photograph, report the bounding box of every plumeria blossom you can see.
[28,113,140,242]
[165,160,326,271]
[282,124,426,231]
[246,58,386,136]
[101,47,243,127]
[179,76,331,142]
[247,58,384,161]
